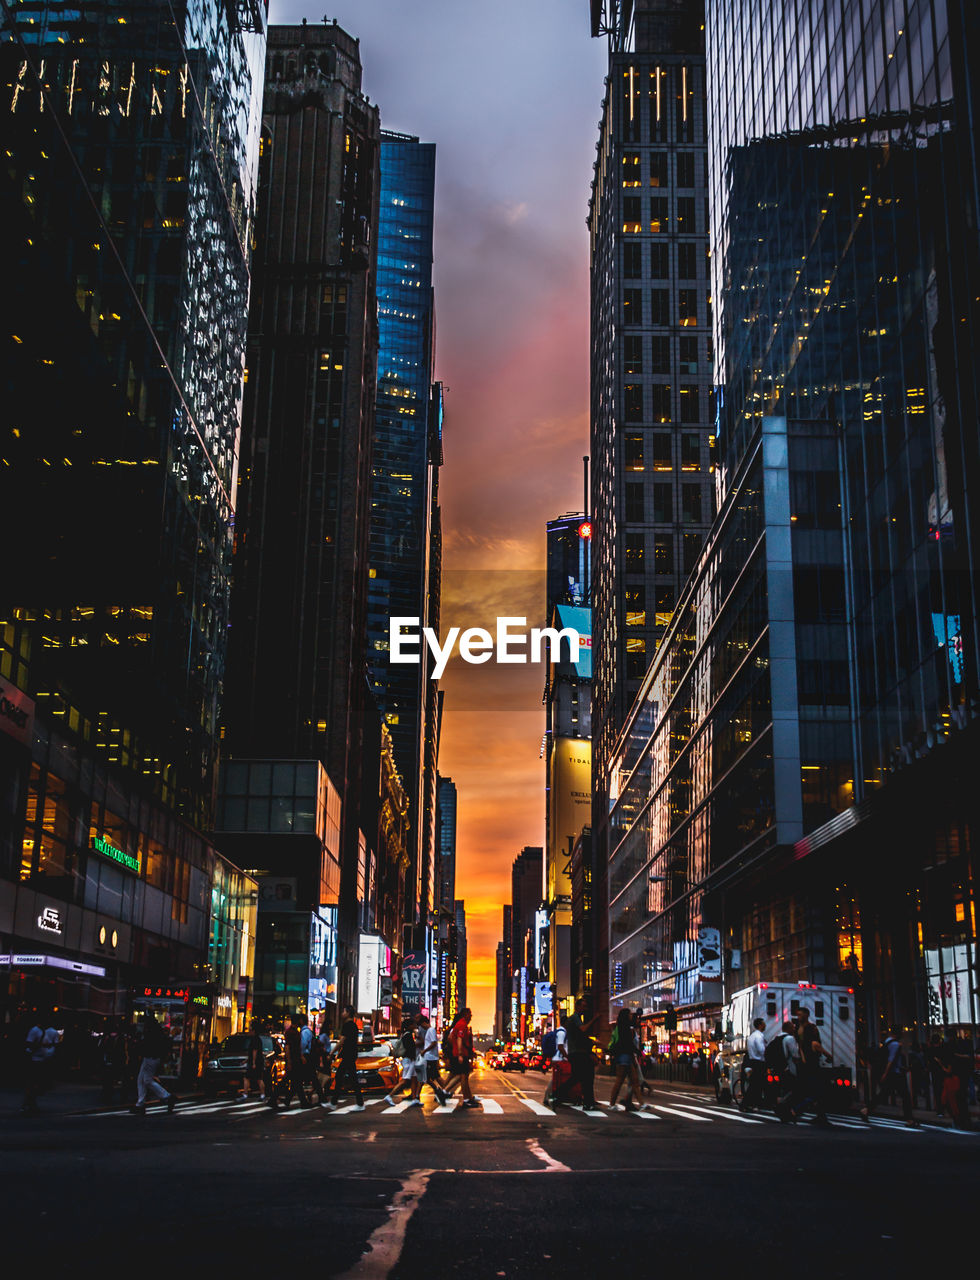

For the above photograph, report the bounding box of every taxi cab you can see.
[330,1036,402,1095]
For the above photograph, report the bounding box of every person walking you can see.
[630,1010,653,1099]
[564,1001,600,1112]
[444,1008,478,1108]
[861,1029,918,1128]
[383,1015,420,1107]
[742,1017,767,1112]
[790,1007,832,1127]
[131,1014,177,1115]
[608,1008,642,1112]
[21,1012,59,1115]
[239,1023,267,1102]
[925,1033,946,1116]
[323,1005,364,1111]
[280,1015,312,1110]
[775,1020,801,1122]
[413,1013,449,1106]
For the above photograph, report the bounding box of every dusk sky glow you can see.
[270,1,607,1029]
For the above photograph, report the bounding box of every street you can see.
[2,1060,976,1276]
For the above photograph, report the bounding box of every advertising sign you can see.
[257,877,298,910]
[554,605,592,679]
[548,736,592,903]
[534,981,553,1014]
[401,950,428,1013]
[357,934,382,1013]
[697,926,722,980]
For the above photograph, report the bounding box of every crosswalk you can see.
[71,1088,976,1139]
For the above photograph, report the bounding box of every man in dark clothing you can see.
[280,1016,311,1110]
[564,1001,600,1112]
[322,1005,364,1111]
[861,1030,918,1127]
[792,1007,832,1127]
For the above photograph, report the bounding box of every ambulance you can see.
[715,981,857,1107]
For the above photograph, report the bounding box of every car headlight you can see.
[207,1061,220,1070]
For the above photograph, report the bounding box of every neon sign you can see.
[92,834,140,874]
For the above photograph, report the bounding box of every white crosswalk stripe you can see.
[650,1103,711,1122]
[518,1097,555,1117]
[479,1098,504,1114]
[431,1098,459,1114]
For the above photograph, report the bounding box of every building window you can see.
[626,637,647,680]
[625,585,646,627]
[623,288,643,326]
[678,289,698,326]
[676,196,696,233]
[625,482,645,522]
[625,434,644,471]
[681,433,700,470]
[676,152,695,187]
[683,532,701,574]
[652,433,672,470]
[682,485,702,523]
[625,533,645,568]
[649,242,669,278]
[653,483,673,523]
[624,334,643,374]
[654,534,673,574]
[622,151,641,187]
[679,335,698,373]
[623,196,642,233]
[623,242,642,278]
[649,152,668,187]
[650,197,669,233]
[651,289,670,325]
[651,384,671,422]
[679,385,700,422]
[650,335,670,374]
[678,242,698,279]
[625,384,643,422]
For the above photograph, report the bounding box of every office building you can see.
[602,0,980,1043]
[217,21,380,1022]
[0,1,264,1053]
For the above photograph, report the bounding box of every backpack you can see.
[608,1027,620,1054]
[764,1033,786,1073]
[541,1029,558,1059]
[400,1028,416,1059]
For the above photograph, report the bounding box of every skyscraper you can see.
[368,133,442,925]
[217,21,380,1018]
[0,0,265,1051]
[601,0,980,1042]
[589,0,715,1030]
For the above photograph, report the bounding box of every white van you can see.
[716,982,857,1107]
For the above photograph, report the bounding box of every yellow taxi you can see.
[329,1037,402,1095]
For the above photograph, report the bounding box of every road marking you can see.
[480,1098,504,1114]
[659,1100,762,1125]
[526,1138,571,1172]
[650,1103,711,1123]
[631,1107,660,1120]
[337,1168,433,1280]
[920,1124,978,1137]
[431,1099,459,1114]
[381,1100,415,1116]
[518,1097,554,1117]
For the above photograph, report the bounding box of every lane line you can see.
[526,1138,571,1172]
[337,1168,433,1280]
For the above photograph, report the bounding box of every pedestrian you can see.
[323,1005,365,1111]
[239,1022,267,1102]
[21,1012,59,1115]
[444,1007,479,1108]
[774,1020,801,1122]
[563,1000,601,1112]
[631,1010,653,1098]
[742,1017,767,1112]
[861,1029,918,1128]
[925,1033,946,1115]
[384,1015,420,1107]
[789,1007,832,1127]
[908,1040,927,1107]
[131,1014,177,1115]
[280,1014,312,1109]
[412,1013,449,1105]
[608,1008,642,1112]
[98,1017,127,1104]
[949,1030,974,1130]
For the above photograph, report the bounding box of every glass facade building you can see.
[603,0,980,1044]
[0,2,263,1048]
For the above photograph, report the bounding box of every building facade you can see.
[218,22,380,1021]
[0,0,264,1061]
[602,0,980,1048]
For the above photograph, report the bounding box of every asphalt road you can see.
[2,1061,976,1277]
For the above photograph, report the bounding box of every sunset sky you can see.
[271,1,607,1030]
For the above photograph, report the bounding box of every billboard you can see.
[401,950,428,1014]
[554,605,592,679]
[357,934,384,1014]
[547,736,592,903]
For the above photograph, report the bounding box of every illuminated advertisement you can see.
[357,934,385,1014]
[554,605,592,679]
[401,950,428,1014]
[447,959,460,1022]
[547,736,592,903]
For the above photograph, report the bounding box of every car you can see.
[500,1049,526,1073]
[329,1037,401,1096]
[525,1053,546,1072]
[203,1032,285,1098]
